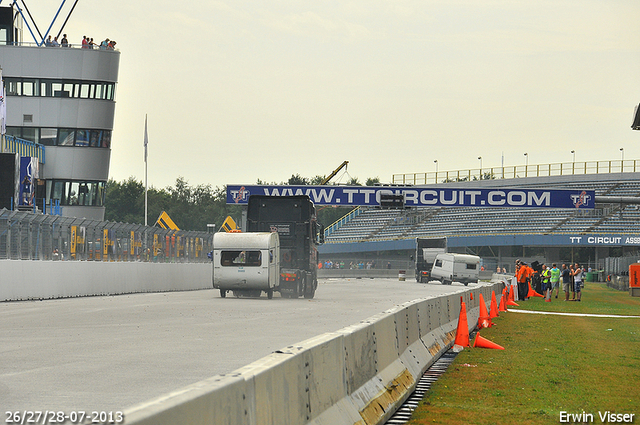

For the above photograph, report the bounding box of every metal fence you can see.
[0,208,213,262]
[393,159,640,185]
[599,252,640,277]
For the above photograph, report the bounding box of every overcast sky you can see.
[26,1,640,189]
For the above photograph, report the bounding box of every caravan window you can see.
[434,259,443,267]
[220,250,262,267]
[466,263,477,270]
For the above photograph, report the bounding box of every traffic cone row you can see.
[454,290,505,351]
[457,282,551,353]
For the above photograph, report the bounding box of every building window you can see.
[40,128,57,146]
[58,129,75,146]
[21,127,38,143]
[48,180,106,207]
[6,79,19,95]
[7,127,111,148]
[90,130,102,147]
[4,77,115,101]
[75,129,90,147]
[101,131,111,148]
[22,79,37,96]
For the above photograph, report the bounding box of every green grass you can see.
[408,283,640,425]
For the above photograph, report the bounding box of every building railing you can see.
[0,208,213,263]
[393,160,639,185]
[1,134,46,163]
[324,207,361,238]
[2,41,119,51]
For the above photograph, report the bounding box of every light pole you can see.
[620,148,624,161]
[571,150,575,163]
[433,160,438,183]
[478,156,482,179]
[524,153,528,177]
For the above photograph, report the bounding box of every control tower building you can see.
[0,3,119,220]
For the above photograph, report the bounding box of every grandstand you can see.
[319,166,640,271]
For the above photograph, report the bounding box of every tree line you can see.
[105,174,380,231]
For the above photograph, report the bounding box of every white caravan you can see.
[430,253,480,286]
[212,232,280,299]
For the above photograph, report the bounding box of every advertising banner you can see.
[18,157,39,206]
[226,185,595,209]
[103,229,109,257]
[70,226,77,255]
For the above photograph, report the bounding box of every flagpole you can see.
[144,114,148,227]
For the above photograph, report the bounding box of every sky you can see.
[24,1,640,189]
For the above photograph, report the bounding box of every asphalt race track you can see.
[0,278,474,412]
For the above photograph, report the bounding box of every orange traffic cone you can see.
[453,298,470,350]
[490,291,499,319]
[507,285,520,307]
[528,282,544,298]
[478,293,491,328]
[499,288,507,312]
[473,333,505,350]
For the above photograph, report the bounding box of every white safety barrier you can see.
[124,282,503,425]
[0,260,212,301]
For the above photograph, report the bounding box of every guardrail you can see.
[393,159,639,185]
[324,206,361,237]
[123,281,504,425]
[0,208,212,263]
[2,40,119,51]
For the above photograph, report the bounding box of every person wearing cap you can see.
[516,261,531,301]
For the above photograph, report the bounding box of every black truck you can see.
[246,195,324,298]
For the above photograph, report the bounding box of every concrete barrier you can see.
[124,281,505,425]
[0,260,212,301]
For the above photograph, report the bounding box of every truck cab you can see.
[247,195,323,299]
[415,237,447,283]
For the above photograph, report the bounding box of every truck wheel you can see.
[463,282,469,286]
[304,286,315,299]
[267,289,274,299]
[220,289,226,298]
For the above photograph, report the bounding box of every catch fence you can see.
[0,208,213,262]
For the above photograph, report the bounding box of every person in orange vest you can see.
[516,261,532,301]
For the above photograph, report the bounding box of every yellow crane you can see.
[320,161,349,185]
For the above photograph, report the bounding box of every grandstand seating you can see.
[325,177,640,244]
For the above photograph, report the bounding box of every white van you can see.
[430,253,480,286]
[212,232,280,298]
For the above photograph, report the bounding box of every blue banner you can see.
[226,185,595,209]
[18,157,39,206]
